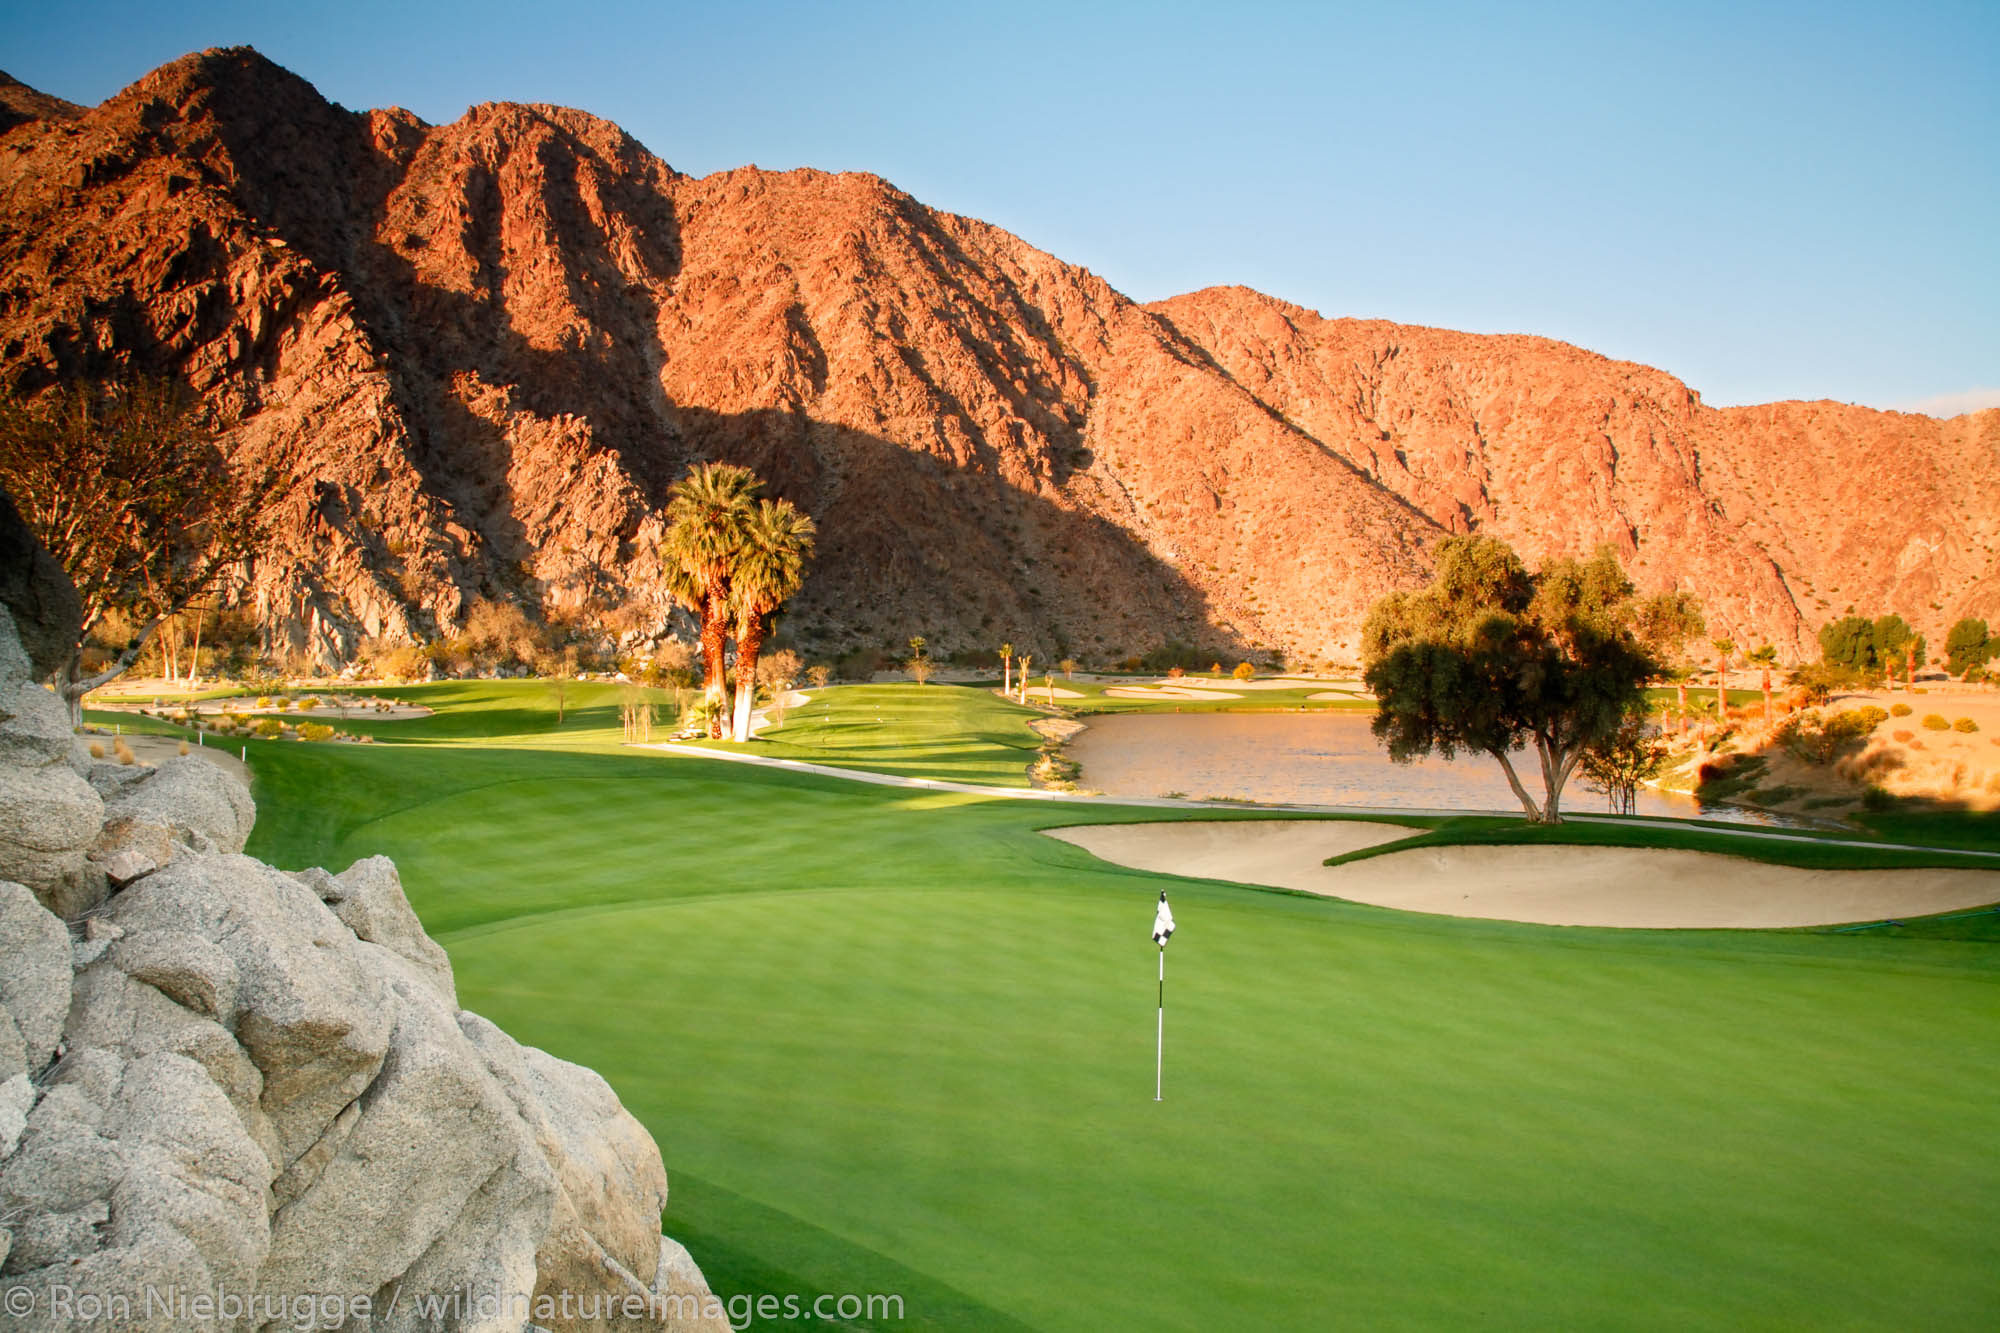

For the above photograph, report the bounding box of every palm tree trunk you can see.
[701,592,730,739]
[1675,680,1687,734]
[1761,669,1772,725]
[730,615,768,742]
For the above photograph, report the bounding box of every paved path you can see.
[641,743,2000,860]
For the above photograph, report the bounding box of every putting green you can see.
[236,683,2000,1331]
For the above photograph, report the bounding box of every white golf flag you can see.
[1151,892,1175,944]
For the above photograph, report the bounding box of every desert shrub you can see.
[1696,751,1766,800]
[1861,785,1896,811]
[370,642,430,681]
[1140,640,1204,673]
[1120,656,1142,672]
[1890,703,1912,717]
[1856,705,1888,729]
[806,664,832,689]
[252,718,283,739]
[1921,714,1950,731]
[1788,660,1875,705]
[176,740,189,756]
[297,722,335,742]
[255,696,272,708]
[758,650,804,693]
[1954,717,1979,733]
[1232,662,1256,681]
[1892,729,1914,743]
[1776,709,1879,765]
[1167,666,1185,679]
[88,741,105,759]
[298,695,320,710]
[648,641,698,689]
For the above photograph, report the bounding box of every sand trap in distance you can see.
[1104,686,1244,700]
[1045,820,2000,929]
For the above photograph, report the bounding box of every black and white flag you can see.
[1152,891,1175,945]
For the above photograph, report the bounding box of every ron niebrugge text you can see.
[3,1282,904,1328]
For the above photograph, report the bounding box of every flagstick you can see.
[1155,943,1165,1102]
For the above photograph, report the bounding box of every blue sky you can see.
[6,1,1995,413]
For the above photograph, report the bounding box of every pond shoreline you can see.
[1066,710,1817,827]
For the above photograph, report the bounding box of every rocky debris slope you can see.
[0,615,728,1327]
[0,48,1994,666]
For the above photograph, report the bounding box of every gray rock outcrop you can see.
[0,594,729,1329]
[0,486,82,683]
[0,606,105,917]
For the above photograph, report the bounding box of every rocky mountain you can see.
[0,47,1993,668]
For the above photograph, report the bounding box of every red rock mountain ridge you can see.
[1,48,1993,668]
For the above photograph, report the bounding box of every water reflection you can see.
[1070,712,1802,826]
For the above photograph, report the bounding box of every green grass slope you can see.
[230,682,2000,1331]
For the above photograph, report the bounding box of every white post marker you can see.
[1151,891,1175,1101]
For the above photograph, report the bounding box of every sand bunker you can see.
[89,734,251,787]
[102,697,432,721]
[1045,820,2000,928]
[1105,686,1244,700]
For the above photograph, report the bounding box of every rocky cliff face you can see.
[0,559,729,1328]
[1,48,1994,667]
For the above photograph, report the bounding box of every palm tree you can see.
[662,462,760,737]
[1747,645,1779,725]
[1712,638,1735,717]
[727,497,817,742]
[999,641,1014,695]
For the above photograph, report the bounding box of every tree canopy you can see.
[660,461,816,741]
[1361,538,1661,823]
[662,462,761,737]
[0,377,265,716]
[1944,618,1990,677]
[1818,612,1926,675]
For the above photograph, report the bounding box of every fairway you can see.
[235,684,2000,1331]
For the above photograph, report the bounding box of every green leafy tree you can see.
[0,378,267,722]
[727,498,816,741]
[1578,710,1664,815]
[1630,589,1705,728]
[1818,615,1879,672]
[1871,614,1924,687]
[1362,539,1658,824]
[661,462,760,738]
[1944,618,1990,677]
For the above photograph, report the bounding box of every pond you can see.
[1068,712,1795,825]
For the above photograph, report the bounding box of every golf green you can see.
[237,684,2000,1331]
